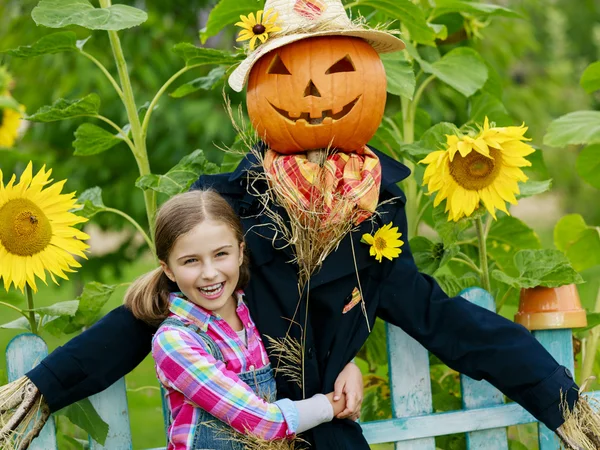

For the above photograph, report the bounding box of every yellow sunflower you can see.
[235,9,282,51]
[362,222,404,262]
[420,117,535,222]
[0,104,25,149]
[0,162,90,292]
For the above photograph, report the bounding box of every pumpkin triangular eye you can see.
[326,55,355,74]
[267,54,291,75]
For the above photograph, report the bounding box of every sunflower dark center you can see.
[374,236,387,251]
[449,147,503,191]
[0,198,52,256]
[252,24,266,35]
[0,109,5,127]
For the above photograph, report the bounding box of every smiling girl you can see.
[124,190,350,449]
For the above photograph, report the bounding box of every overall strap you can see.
[161,317,225,362]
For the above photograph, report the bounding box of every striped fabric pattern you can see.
[152,292,294,449]
[263,146,382,225]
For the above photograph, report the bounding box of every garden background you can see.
[1,0,600,448]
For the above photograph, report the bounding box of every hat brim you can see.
[228,29,405,92]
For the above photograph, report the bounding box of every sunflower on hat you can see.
[236,9,282,51]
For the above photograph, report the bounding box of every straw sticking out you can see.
[557,385,600,450]
[0,377,49,450]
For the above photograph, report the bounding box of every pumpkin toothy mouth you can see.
[268,95,361,125]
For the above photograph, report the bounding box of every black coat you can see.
[27,147,577,449]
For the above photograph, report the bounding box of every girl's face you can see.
[161,219,244,317]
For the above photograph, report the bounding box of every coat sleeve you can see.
[374,198,578,431]
[26,305,155,412]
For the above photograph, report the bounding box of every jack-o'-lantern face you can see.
[247,36,387,154]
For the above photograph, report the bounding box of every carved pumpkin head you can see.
[246,36,387,154]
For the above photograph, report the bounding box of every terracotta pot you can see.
[514,284,587,330]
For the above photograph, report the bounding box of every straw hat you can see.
[228,0,405,92]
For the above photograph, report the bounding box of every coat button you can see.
[565,368,573,379]
[307,348,313,358]
[249,365,255,371]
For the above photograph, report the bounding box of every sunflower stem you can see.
[25,285,38,335]
[451,257,482,275]
[495,287,514,313]
[401,96,420,239]
[100,0,157,244]
[581,285,600,384]
[475,216,491,293]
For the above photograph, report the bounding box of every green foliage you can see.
[170,67,226,98]
[172,43,242,67]
[381,53,416,99]
[32,0,147,30]
[576,144,600,189]
[74,123,123,155]
[1,31,78,57]
[554,214,600,272]
[27,94,101,122]
[56,398,109,445]
[580,61,600,94]
[544,111,600,147]
[411,236,459,275]
[426,47,489,97]
[75,186,108,219]
[355,0,438,44]
[135,149,219,197]
[492,249,584,289]
[200,0,260,44]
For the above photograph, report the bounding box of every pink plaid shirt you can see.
[152,292,296,449]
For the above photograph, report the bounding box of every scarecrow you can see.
[2,0,600,449]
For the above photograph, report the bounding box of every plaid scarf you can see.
[263,146,382,225]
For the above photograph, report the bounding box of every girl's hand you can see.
[333,361,363,421]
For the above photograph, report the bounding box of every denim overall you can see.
[162,317,278,450]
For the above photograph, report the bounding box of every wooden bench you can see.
[6,287,599,449]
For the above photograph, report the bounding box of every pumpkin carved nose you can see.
[303,79,321,98]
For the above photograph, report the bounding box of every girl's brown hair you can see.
[124,190,250,327]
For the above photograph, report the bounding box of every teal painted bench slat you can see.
[5,287,596,449]
[6,333,57,450]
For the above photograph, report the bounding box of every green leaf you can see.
[170,66,226,98]
[469,92,512,126]
[576,144,600,189]
[1,31,78,57]
[432,204,471,245]
[135,149,219,196]
[487,216,541,275]
[0,317,34,331]
[381,53,416,99]
[517,179,552,199]
[430,0,522,20]
[73,123,123,156]
[544,111,600,147]
[427,47,488,97]
[200,0,261,44]
[28,300,79,317]
[554,214,600,272]
[44,282,117,336]
[435,273,479,297]
[355,0,437,44]
[419,122,460,151]
[27,94,100,122]
[580,61,600,94]
[57,399,109,445]
[0,291,24,305]
[579,312,600,333]
[75,186,108,220]
[172,43,242,68]
[411,237,458,275]
[491,249,583,289]
[32,0,147,31]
